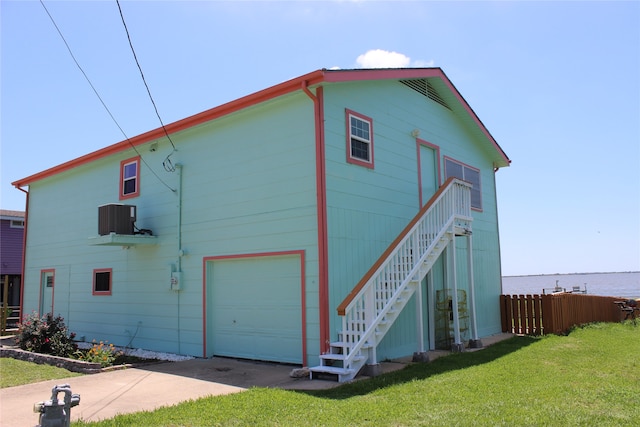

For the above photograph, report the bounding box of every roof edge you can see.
[12,69,327,188]
[0,209,26,219]
[13,67,509,187]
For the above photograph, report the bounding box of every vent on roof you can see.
[399,79,451,110]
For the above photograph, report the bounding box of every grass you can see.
[0,358,82,388]
[69,322,640,426]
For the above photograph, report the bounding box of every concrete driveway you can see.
[1,333,513,426]
[0,357,340,427]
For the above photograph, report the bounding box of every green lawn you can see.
[69,322,639,426]
[0,357,82,388]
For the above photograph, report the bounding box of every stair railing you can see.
[335,178,472,369]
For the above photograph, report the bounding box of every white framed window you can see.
[444,157,482,210]
[346,109,374,168]
[120,157,140,199]
[9,220,25,228]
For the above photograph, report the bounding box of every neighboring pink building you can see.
[0,210,25,310]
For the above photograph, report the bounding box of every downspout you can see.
[302,81,330,353]
[15,186,29,322]
[175,163,183,355]
[493,165,504,296]
[176,163,183,273]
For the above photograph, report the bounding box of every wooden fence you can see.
[500,293,625,335]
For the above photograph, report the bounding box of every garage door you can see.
[208,254,302,364]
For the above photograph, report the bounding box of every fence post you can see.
[540,294,552,335]
[500,295,509,333]
[534,295,543,335]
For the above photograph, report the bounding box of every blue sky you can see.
[1,0,638,276]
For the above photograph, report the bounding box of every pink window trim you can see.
[92,268,113,296]
[119,157,140,200]
[416,138,442,208]
[345,109,374,169]
[443,156,483,212]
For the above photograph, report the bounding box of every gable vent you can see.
[400,79,451,110]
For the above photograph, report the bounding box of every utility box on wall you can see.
[98,204,136,236]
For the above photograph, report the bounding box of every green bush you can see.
[15,312,77,357]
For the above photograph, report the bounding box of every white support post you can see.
[467,234,482,348]
[450,233,463,352]
[416,277,425,353]
[364,287,377,364]
[427,271,435,350]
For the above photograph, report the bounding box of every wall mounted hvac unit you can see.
[98,204,136,236]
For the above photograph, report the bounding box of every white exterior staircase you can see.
[310,178,473,382]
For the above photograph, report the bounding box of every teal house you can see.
[13,68,510,381]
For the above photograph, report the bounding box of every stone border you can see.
[1,346,165,374]
[1,347,103,374]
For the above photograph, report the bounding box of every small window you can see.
[120,157,140,200]
[93,269,112,295]
[444,157,482,210]
[10,220,25,228]
[346,109,374,168]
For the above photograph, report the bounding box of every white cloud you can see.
[355,49,434,68]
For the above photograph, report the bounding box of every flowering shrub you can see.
[75,340,122,367]
[15,312,77,357]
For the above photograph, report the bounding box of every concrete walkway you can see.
[1,333,513,426]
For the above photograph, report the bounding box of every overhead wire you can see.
[115,0,176,172]
[38,0,176,192]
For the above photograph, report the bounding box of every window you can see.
[93,269,112,295]
[10,220,25,228]
[444,157,482,210]
[119,157,140,199]
[346,109,374,168]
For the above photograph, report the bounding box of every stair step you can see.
[309,365,356,375]
[329,341,349,348]
[330,341,372,349]
[320,353,365,362]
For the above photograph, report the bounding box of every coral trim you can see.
[12,68,509,189]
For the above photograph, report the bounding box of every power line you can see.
[38,0,176,193]
[115,0,177,173]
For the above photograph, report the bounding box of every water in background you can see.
[502,272,640,299]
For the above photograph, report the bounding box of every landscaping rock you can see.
[289,367,310,378]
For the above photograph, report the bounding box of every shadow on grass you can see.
[301,335,539,400]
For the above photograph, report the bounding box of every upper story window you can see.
[120,157,140,200]
[444,157,482,210]
[346,109,374,169]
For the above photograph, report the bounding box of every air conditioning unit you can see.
[98,204,136,236]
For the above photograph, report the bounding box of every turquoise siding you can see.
[21,75,506,365]
[322,80,503,359]
[22,92,321,360]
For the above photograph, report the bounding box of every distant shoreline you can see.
[502,271,639,299]
[503,271,639,278]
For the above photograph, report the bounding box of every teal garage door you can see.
[209,254,302,364]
